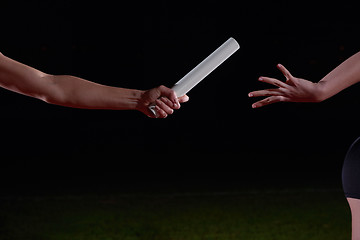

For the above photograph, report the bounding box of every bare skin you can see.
[249,51,360,108]
[348,198,360,240]
[0,52,189,118]
[249,51,360,240]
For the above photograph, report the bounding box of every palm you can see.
[249,64,319,108]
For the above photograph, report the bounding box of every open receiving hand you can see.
[138,85,189,118]
[248,64,322,108]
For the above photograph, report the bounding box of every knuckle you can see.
[155,99,163,106]
[272,81,282,88]
[160,97,168,103]
[158,85,169,93]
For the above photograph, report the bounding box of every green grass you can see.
[0,188,351,240]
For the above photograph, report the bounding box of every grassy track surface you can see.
[0,187,351,240]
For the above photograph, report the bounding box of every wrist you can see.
[104,87,144,110]
[314,81,328,102]
[129,89,144,111]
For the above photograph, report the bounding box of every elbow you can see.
[38,74,67,106]
[40,75,83,108]
[41,94,63,106]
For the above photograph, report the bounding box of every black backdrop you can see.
[1,0,359,191]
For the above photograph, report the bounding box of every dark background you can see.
[1,0,359,193]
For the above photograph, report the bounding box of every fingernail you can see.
[252,104,257,108]
[258,77,263,81]
[248,93,253,97]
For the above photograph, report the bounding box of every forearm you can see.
[0,53,144,110]
[317,51,360,101]
[0,52,187,117]
[46,75,144,110]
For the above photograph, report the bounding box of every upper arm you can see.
[0,53,56,102]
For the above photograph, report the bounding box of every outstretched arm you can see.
[248,51,360,108]
[0,52,188,118]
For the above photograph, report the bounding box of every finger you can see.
[252,95,291,108]
[160,96,179,109]
[156,98,174,115]
[178,95,189,103]
[251,96,279,108]
[248,88,284,98]
[155,105,168,118]
[158,85,180,108]
[277,64,293,81]
[259,77,288,88]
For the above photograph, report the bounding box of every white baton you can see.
[149,37,240,116]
